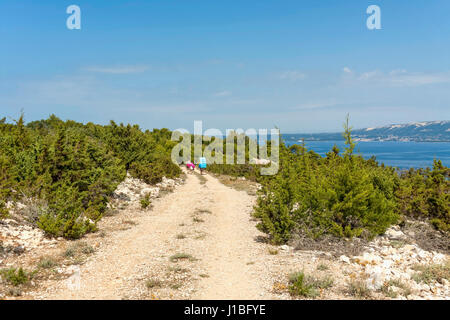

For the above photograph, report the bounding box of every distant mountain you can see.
[287,121,450,142]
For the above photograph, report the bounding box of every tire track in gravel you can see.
[189,173,274,299]
[29,169,275,300]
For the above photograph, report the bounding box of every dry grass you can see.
[214,174,259,196]
[169,253,196,263]
[194,172,207,185]
[168,266,189,274]
[62,241,95,265]
[346,279,371,299]
[37,256,58,269]
[122,220,137,226]
[194,232,207,240]
[170,282,183,290]
[381,279,412,298]
[97,231,107,238]
[288,271,333,298]
[272,281,288,294]
[146,278,163,289]
[411,262,450,284]
[195,208,212,215]
[316,263,329,271]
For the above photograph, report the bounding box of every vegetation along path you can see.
[28,169,277,300]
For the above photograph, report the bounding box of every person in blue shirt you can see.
[198,157,207,175]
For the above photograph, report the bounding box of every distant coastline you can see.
[285,120,450,143]
[282,140,450,169]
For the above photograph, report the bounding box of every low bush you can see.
[0,200,8,220]
[288,271,333,298]
[347,279,371,298]
[411,262,450,284]
[38,256,58,269]
[1,267,34,286]
[140,193,151,209]
[396,160,449,232]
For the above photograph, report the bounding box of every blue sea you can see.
[282,139,450,169]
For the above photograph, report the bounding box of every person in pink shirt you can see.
[186,161,195,171]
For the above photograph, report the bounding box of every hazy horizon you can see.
[2,113,447,136]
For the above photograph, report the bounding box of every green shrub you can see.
[288,271,332,298]
[130,157,180,185]
[396,160,449,232]
[140,193,151,209]
[254,174,295,244]
[0,114,181,238]
[208,163,261,181]
[254,118,399,243]
[0,200,8,220]
[1,267,34,286]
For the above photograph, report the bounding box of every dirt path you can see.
[28,170,276,300]
[14,169,450,300]
[190,173,272,299]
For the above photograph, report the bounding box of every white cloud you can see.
[386,72,450,86]
[12,75,222,116]
[279,71,307,81]
[389,69,407,76]
[84,65,149,74]
[359,70,382,80]
[343,67,352,74]
[341,67,450,87]
[213,90,232,97]
[290,99,339,110]
[342,68,450,87]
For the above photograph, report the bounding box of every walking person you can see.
[186,161,195,173]
[198,157,207,175]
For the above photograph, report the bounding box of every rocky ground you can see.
[0,173,185,299]
[0,170,448,300]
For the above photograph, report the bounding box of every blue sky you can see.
[1,0,449,133]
